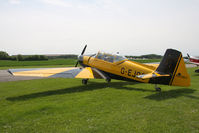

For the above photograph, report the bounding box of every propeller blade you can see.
[75,45,87,67]
[187,53,190,58]
[81,45,87,55]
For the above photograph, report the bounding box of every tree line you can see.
[0,51,48,61]
[47,54,77,59]
[1,50,163,61]
[126,54,162,59]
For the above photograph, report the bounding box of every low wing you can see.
[8,67,105,79]
[136,71,170,79]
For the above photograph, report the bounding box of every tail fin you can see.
[150,49,190,86]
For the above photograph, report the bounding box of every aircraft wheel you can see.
[195,69,199,73]
[82,79,88,85]
[106,78,111,83]
[155,87,161,92]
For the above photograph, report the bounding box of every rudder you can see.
[150,49,190,86]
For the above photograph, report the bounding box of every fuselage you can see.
[81,52,157,83]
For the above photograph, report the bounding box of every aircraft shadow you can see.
[193,74,199,76]
[144,88,198,101]
[6,81,197,101]
[6,81,141,101]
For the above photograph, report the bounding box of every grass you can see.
[0,59,76,69]
[0,67,199,132]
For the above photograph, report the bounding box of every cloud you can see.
[8,0,21,4]
[41,0,73,7]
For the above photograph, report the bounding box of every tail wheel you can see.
[154,84,161,92]
[155,87,161,92]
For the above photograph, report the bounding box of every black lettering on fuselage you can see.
[120,67,144,80]
[128,69,132,76]
[132,71,136,77]
[121,67,125,74]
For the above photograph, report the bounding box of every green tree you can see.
[39,55,48,60]
[17,54,24,61]
[0,51,9,60]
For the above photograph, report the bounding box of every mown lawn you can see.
[0,59,76,69]
[0,67,199,133]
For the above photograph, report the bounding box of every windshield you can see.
[96,52,126,63]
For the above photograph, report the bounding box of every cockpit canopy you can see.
[95,52,127,63]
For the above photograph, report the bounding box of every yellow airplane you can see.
[8,45,190,91]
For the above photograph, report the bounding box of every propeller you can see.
[81,45,87,55]
[75,45,87,67]
[187,53,190,59]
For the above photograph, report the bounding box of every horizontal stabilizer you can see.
[137,72,169,79]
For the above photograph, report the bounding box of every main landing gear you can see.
[82,78,111,85]
[82,79,88,85]
[155,84,161,92]
[106,78,111,83]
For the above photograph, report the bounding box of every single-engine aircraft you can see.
[8,45,190,91]
[187,54,199,73]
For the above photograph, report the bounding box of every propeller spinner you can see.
[75,45,87,67]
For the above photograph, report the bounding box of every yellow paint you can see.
[13,67,75,77]
[171,56,190,86]
[75,67,94,78]
[83,56,154,83]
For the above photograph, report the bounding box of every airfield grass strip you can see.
[0,67,199,132]
[0,59,76,69]
[0,59,76,67]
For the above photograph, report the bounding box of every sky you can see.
[0,0,199,56]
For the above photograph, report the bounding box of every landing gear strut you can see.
[82,79,88,85]
[106,78,111,83]
[155,84,161,92]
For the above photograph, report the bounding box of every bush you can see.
[24,55,48,61]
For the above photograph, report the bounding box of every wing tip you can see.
[8,69,13,75]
